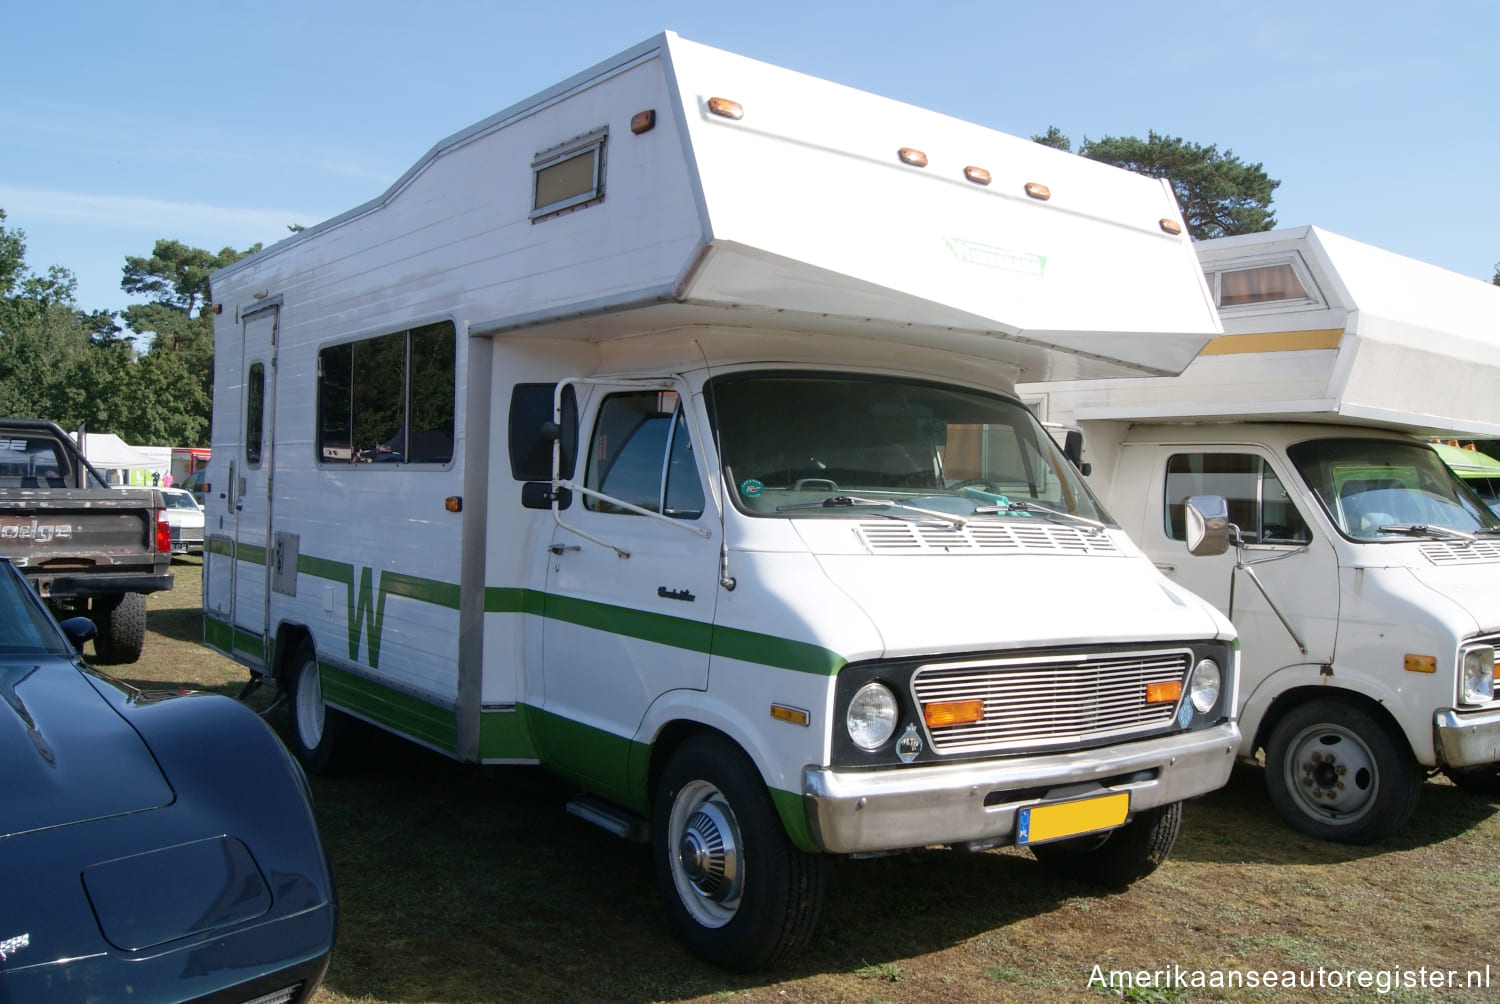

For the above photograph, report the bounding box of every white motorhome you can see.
[1025,226,1500,843]
[204,32,1240,968]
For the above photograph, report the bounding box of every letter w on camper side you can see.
[202,32,1241,970]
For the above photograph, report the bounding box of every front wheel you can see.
[1029,801,1181,887]
[652,735,825,971]
[287,637,365,775]
[1264,699,1421,843]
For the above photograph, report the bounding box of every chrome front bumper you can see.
[803,722,1239,854]
[1434,707,1500,767]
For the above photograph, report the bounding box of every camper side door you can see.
[225,303,277,670]
[537,385,718,801]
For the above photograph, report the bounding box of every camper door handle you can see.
[1154,562,1176,573]
[548,544,580,555]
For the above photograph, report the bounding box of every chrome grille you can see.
[856,521,1120,555]
[911,649,1191,754]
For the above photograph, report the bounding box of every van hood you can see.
[809,542,1228,657]
[1,661,173,838]
[1406,559,1500,634]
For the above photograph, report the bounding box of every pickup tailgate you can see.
[0,489,172,597]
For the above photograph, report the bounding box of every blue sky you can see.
[4,0,1497,315]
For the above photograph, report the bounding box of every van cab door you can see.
[1118,443,1339,674]
[537,384,719,799]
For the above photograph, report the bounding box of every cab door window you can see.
[1165,452,1311,544]
[585,391,704,519]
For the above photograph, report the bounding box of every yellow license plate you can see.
[1017,791,1130,845]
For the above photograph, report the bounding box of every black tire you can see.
[1029,801,1182,887]
[287,637,365,775]
[1443,765,1500,797]
[89,592,147,664]
[652,734,825,971]
[1264,699,1421,844]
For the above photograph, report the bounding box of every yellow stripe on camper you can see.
[1198,329,1344,356]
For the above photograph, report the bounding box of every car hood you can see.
[1,659,173,838]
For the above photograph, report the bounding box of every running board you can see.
[566,794,649,843]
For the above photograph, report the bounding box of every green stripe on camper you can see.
[483,587,843,676]
[319,661,458,754]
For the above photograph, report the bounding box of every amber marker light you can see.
[1024,182,1051,200]
[964,166,992,185]
[1160,218,1184,235]
[770,704,810,726]
[631,109,656,134]
[1404,654,1437,674]
[898,147,929,167]
[923,699,984,728]
[445,497,462,513]
[707,97,743,120]
[1145,681,1184,704]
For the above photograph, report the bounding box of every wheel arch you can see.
[1253,684,1414,762]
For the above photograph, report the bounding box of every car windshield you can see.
[1288,438,1500,541]
[163,491,200,510]
[708,372,1113,525]
[0,562,72,656]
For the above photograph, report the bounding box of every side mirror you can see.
[522,482,572,510]
[1063,430,1092,476]
[1185,495,1230,556]
[58,615,98,654]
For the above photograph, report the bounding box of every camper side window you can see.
[246,362,266,466]
[584,391,704,519]
[1164,453,1311,545]
[316,321,456,466]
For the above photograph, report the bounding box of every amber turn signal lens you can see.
[923,699,984,727]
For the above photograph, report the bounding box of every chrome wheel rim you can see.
[667,780,744,928]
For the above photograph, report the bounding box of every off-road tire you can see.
[89,592,147,664]
[1029,800,1182,887]
[653,734,825,971]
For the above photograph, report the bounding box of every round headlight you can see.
[847,682,899,750]
[1188,658,1222,714]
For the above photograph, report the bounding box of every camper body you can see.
[205,33,1239,968]
[1025,226,1500,842]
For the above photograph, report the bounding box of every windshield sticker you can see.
[739,478,765,499]
[943,238,1046,277]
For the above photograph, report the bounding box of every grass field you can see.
[121,558,1500,1003]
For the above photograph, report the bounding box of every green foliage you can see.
[1031,125,1072,152]
[121,239,258,316]
[1030,130,1279,241]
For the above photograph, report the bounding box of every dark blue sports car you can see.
[0,557,336,1002]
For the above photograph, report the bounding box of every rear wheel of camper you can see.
[89,592,147,664]
[652,734,825,971]
[1264,699,1421,844]
[288,637,365,775]
[1028,800,1182,887]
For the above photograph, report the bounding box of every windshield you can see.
[0,562,72,657]
[708,372,1112,525]
[1288,438,1500,541]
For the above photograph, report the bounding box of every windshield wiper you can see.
[1376,523,1476,543]
[973,498,1107,535]
[776,495,968,528]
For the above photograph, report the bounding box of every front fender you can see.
[1238,662,1430,763]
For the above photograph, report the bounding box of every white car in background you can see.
[159,485,205,554]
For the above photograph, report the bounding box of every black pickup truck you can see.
[0,418,173,663]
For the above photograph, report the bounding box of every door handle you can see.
[1154,562,1176,573]
[548,544,581,555]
